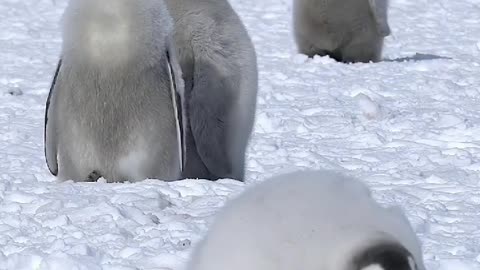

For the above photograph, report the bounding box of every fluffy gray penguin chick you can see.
[186,170,426,270]
[45,0,184,182]
[293,0,391,63]
[165,0,258,181]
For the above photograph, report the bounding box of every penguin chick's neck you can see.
[62,0,165,67]
[84,13,131,63]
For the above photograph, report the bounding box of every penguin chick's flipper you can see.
[166,43,185,172]
[368,0,391,36]
[45,59,62,176]
[189,58,235,179]
[354,241,415,270]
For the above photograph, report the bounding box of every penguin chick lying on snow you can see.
[186,170,426,270]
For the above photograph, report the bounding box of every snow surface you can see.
[0,0,479,269]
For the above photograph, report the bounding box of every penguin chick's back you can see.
[186,170,425,270]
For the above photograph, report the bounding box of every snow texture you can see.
[0,0,479,269]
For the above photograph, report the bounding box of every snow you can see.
[0,0,479,269]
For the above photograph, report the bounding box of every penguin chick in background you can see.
[293,0,391,62]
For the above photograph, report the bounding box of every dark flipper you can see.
[188,58,237,180]
[44,59,62,176]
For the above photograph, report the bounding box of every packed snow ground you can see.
[0,0,479,269]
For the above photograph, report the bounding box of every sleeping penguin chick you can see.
[186,170,426,270]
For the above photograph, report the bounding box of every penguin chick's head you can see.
[62,0,173,66]
[354,241,417,270]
